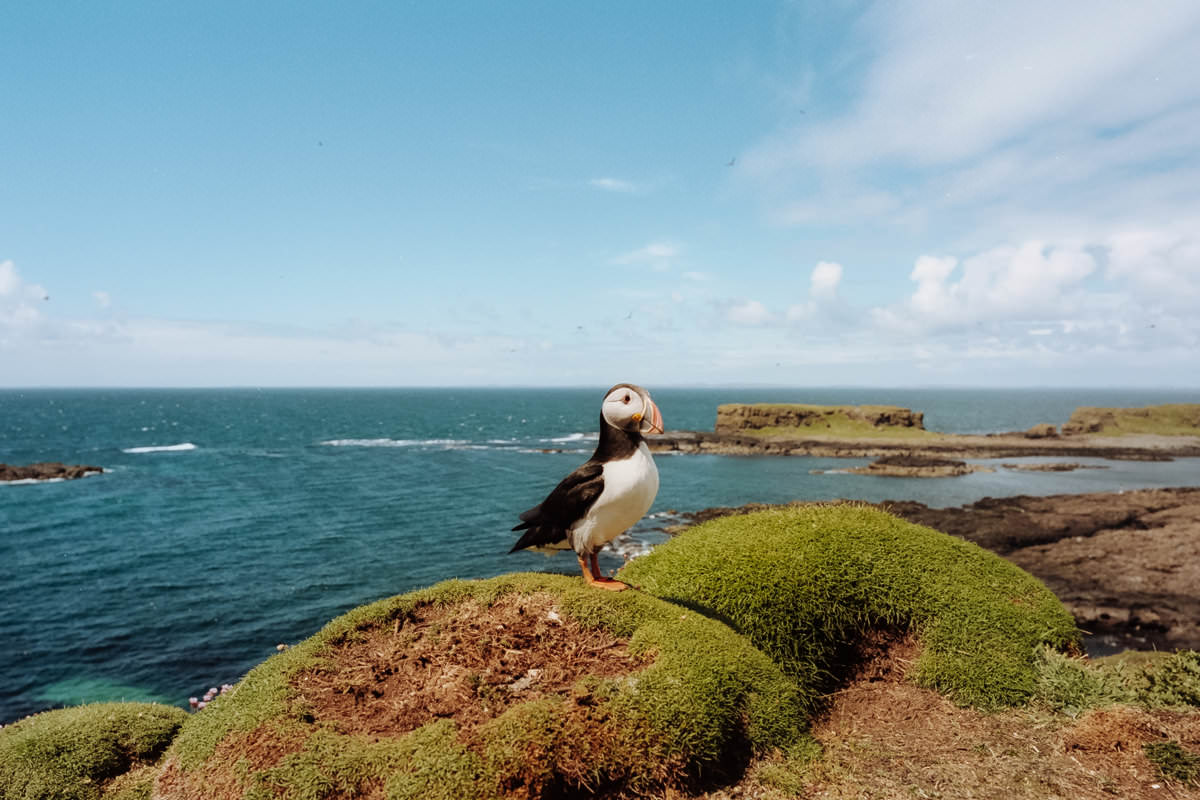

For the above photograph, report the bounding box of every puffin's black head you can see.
[600,383,664,435]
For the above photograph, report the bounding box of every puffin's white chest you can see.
[569,442,659,554]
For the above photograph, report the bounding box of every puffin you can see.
[510,383,664,591]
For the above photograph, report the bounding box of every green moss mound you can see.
[619,504,1081,710]
[0,702,187,800]
[159,573,806,799]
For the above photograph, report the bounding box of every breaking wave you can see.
[122,443,198,454]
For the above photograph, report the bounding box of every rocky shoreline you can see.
[667,487,1200,655]
[646,429,1200,460]
[0,462,104,482]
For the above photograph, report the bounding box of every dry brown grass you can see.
[683,637,1200,800]
[291,592,644,738]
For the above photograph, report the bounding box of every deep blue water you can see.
[1,387,1197,723]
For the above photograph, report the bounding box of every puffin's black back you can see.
[508,413,643,553]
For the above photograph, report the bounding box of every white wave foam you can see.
[122,443,198,454]
[319,438,469,448]
[542,432,597,444]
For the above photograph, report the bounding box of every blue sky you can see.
[3,2,1199,387]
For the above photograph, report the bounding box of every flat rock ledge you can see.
[845,454,993,478]
[0,462,104,482]
[646,430,1200,460]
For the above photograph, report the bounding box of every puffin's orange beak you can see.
[639,398,664,434]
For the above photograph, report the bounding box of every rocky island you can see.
[647,402,1200,462]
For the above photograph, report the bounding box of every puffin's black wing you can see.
[509,461,604,553]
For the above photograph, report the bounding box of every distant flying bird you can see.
[510,383,663,591]
[726,157,736,167]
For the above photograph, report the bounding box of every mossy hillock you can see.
[618,503,1082,710]
[157,573,807,799]
[0,702,187,800]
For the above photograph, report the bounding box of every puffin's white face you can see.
[600,383,664,434]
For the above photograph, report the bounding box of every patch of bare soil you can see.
[291,592,645,738]
[685,636,1200,800]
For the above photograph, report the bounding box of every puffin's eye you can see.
[622,394,631,403]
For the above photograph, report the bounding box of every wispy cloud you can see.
[744,1,1200,241]
[0,260,48,338]
[611,240,681,271]
[725,299,774,326]
[589,177,641,193]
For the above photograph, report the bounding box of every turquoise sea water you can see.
[1,387,1197,723]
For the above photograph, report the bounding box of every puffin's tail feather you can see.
[509,527,541,553]
[509,523,566,553]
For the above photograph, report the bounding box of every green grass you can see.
[1143,741,1200,786]
[720,403,936,440]
[1065,403,1200,436]
[1036,648,1200,715]
[618,504,1081,711]
[162,573,808,799]
[0,702,187,800]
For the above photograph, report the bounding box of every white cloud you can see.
[0,260,46,337]
[786,261,846,322]
[726,299,774,326]
[898,242,1095,328]
[742,2,1200,245]
[681,271,711,282]
[611,241,681,271]
[589,177,640,193]
[749,2,1200,171]
[0,261,18,296]
[810,261,843,298]
[94,290,112,308]
[1106,228,1200,307]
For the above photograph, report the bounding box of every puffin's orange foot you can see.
[578,554,630,591]
[586,576,629,592]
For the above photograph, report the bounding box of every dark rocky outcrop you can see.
[0,462,104,482]
[847,453,990,477]
[1024,423,1059,439]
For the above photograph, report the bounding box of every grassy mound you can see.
[157,573,806,799]
[619,504,1081,710]
[1063,403,1200,436]
[0,702,187,800]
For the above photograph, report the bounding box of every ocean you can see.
[2,386,1197,724]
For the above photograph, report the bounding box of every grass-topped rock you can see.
[619,503,1081,710]
[0,702,187,800]
[1062,403,1200,436]
[715,403,930,439]
[156,573,806,799]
